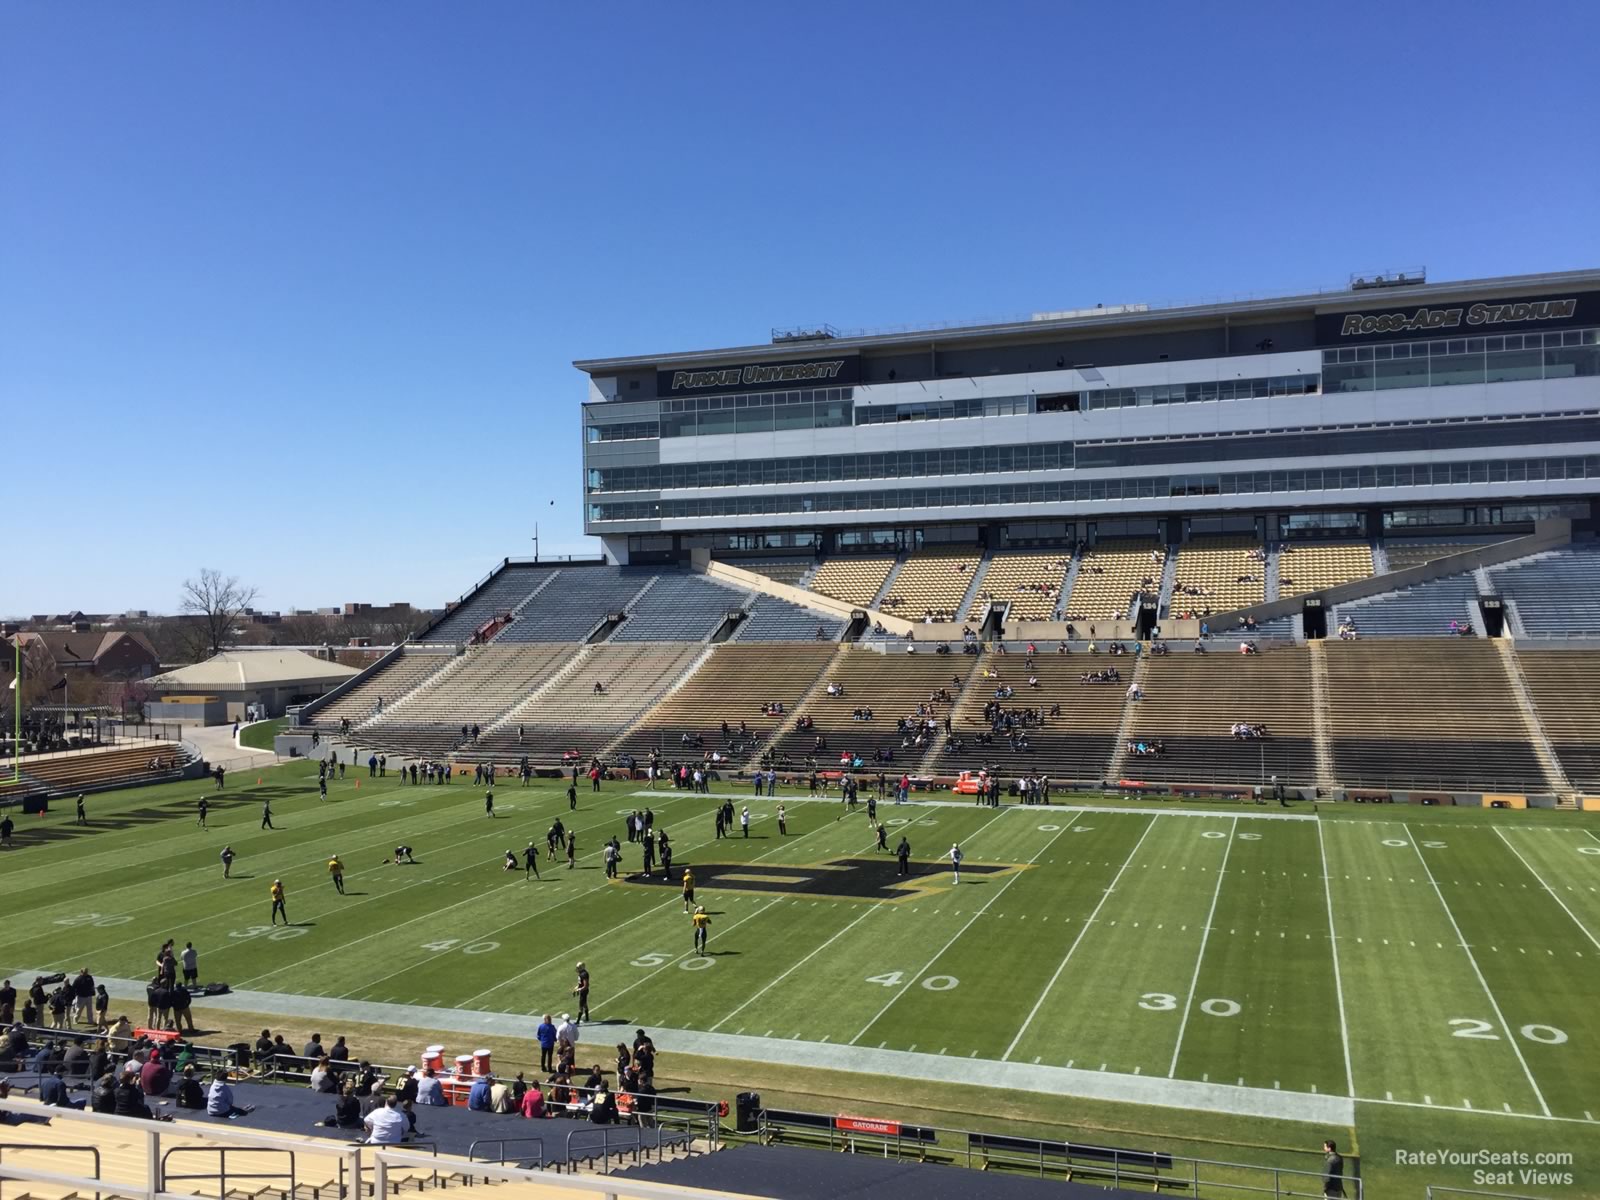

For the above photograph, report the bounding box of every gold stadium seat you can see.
[1277,542,1374,598]
[968,552,1071,621]
[1169,537,1264,617]
[880,548,980,622]
[809,557,896,607]
[1063,541,1165,622]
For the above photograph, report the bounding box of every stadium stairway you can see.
[1306,642,1338,790]
[1321,639,1547,792]
[358,651,473,727]
[311,649,456,733]
[1493,640,1576,801]
[1101,655,1151,783]
[954,552,992,619]
[1513,648,1600,795]
[1117,648,1320,788]
[870,557,907,610]
[604,642,839,768]
[769,646,979,771]
[929,648,1126,783]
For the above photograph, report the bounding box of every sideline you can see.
[22,969,1354,1126]
[627,789,1318,821]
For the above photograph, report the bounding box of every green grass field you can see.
[2,764,1597,1196]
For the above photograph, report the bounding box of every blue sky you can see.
[2,1,1597,615]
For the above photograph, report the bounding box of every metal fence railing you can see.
[757,1108,1360,1199]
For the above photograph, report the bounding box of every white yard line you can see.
[707,808,943,1033]
[1317,820,1356,1098]
[454,796,889,1009]
[236,794,702,988]
[1167,816,1237,1078]
[847,808,1075,1046]
[65,967,1353,1125]
[1405,822,1551,1118]
[1493,827,1600,952]
[600,897,786,1010]
[1002,814,1159,1062]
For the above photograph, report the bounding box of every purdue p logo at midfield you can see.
[619,856,1021,902]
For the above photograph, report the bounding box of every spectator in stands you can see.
[62,1036,89,1078]
[309,1055,337,1092]
[520,1078,546,1118]
[323,1081,363,1128]
[115,1072,166,1120]
[176,1064,206,1110]
[140,1045,173,1097]
[416,1066,445,1106]
[364,1095,408,1144]
[329,1035,351,1062]
[38,1064,81,1109]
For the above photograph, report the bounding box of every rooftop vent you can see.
[771,324,840,344]
[1350,267,1426,291]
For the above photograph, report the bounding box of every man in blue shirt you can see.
[535,1015,557,1073]
[466,1073,494,1112]
[39,1067,81,1109]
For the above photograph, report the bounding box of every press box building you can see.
[575,268,1600,566]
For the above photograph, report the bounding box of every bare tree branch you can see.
[178,568,259,659]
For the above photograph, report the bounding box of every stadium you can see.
[5,266,1600,1199]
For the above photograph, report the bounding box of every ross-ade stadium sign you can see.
[1338,298,1577,337]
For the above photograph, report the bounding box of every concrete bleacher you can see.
[0,743,184,802]
[968,551,1070,621]
[934,649,1126,781]
[1276,541,1374,598]
[728,558,815,587]
[0,1078,698,1191]
[768,649,977,769]
[1515,648,1600,790]
[612,574,744,642]
[361,645,577,756]
[1333,571,1482,636]
[1488,545,1600,636]
[1382,538,1496,572]
[309,649,453,729]
[1168,537,1264,617]
[879,547,980,622]
[495,567,648,643]
[609,643,839,767]
[471,642,707,763]
[807,556,896,607]
[735,595,846,642]
[425,565,557,643]
[1322,639,1546,791]
[1121,648,1317,786]
[1063,541,1164,622]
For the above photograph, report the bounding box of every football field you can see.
[3,763,1598,1191]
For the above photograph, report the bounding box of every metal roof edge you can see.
[571,267,1600,375]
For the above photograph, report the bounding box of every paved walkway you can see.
[22,968,1352,1126]
[181,721,284,773]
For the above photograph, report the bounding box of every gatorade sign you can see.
[836,1114,901,1136]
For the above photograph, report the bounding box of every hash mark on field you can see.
[1504,1103,1512,1113]
[819,1034,828,1043]
[1463,1099,1472,1109]
[1386,1092,1393,1101]
[1425,1094,1433,1105]
[1133,1066,1141,1075]
[1033,1056,1041,1064]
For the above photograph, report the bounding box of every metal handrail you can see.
[0,1142,101,1200]
[466,1135,544,1168]
[161,1145,294,1198]
[757,1109,1360,1198]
